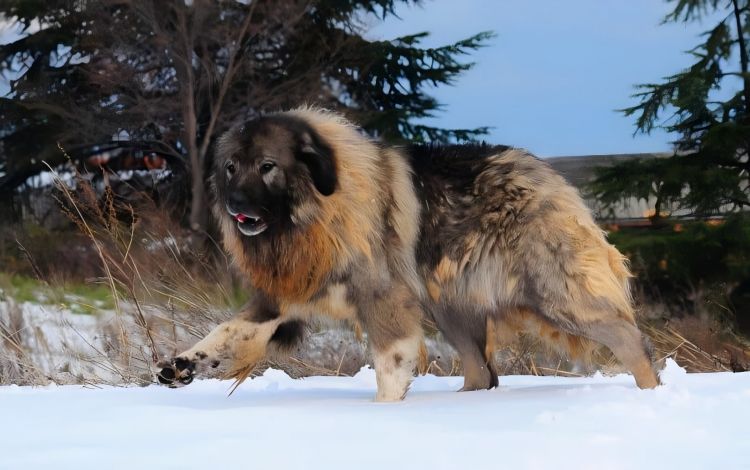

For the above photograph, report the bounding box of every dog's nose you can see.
[226,191,249,213]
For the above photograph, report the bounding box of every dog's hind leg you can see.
[583,318,660,389]
[431,306,498,391]
[532,305,659,389]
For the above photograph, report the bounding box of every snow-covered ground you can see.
[1,359,748,470]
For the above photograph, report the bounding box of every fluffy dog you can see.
[157,108,659,400]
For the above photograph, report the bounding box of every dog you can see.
[157,107,659,400]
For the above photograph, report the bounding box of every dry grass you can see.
[0,300,55,385]
[646,324,731,372]
[0,301,52,385]
[645,318,749,373]
[11,163,240,385]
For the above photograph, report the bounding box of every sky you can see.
[368,0,724,156]
[0,20,28,96]
[1,2,725,157]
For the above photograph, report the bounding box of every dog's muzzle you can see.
[227,206,268,236]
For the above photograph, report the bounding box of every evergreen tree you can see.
[0,0,491,231]
[589,0,750,219]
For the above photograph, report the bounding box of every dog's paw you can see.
[156,357,196,387]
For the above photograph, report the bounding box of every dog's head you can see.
[213,114,337,237]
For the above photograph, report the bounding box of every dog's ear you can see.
[296,131,337,196]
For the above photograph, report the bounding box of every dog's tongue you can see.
[234,213,248,223]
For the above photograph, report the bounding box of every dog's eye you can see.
[260,161,276,174]
[225,162,236,177]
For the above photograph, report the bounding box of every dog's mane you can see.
[215,108,389,302]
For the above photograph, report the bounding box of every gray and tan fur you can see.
[157,107,659,400]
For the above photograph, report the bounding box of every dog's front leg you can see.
[356,283,424,402]
[157,295,296,387]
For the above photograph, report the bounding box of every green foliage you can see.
[0,272,116,314]
[609,216,750,323]
[588,156,682,217]
[590,0,750,217]
[611,218,750,288]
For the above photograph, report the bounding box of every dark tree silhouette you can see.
[0,0,492,231]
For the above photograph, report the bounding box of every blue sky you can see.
[368,0,723,156]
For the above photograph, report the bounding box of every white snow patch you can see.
[1,361,749,470]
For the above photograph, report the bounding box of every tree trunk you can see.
[188,149,206,232]
[732,0,750,113]
[188,4,255,233]
[184,75,204,232]
[174,6,207,234]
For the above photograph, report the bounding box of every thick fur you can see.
[157,107,659,399]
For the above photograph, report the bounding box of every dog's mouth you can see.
[228,209,268,236]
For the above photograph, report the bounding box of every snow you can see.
[1,359,748,470]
